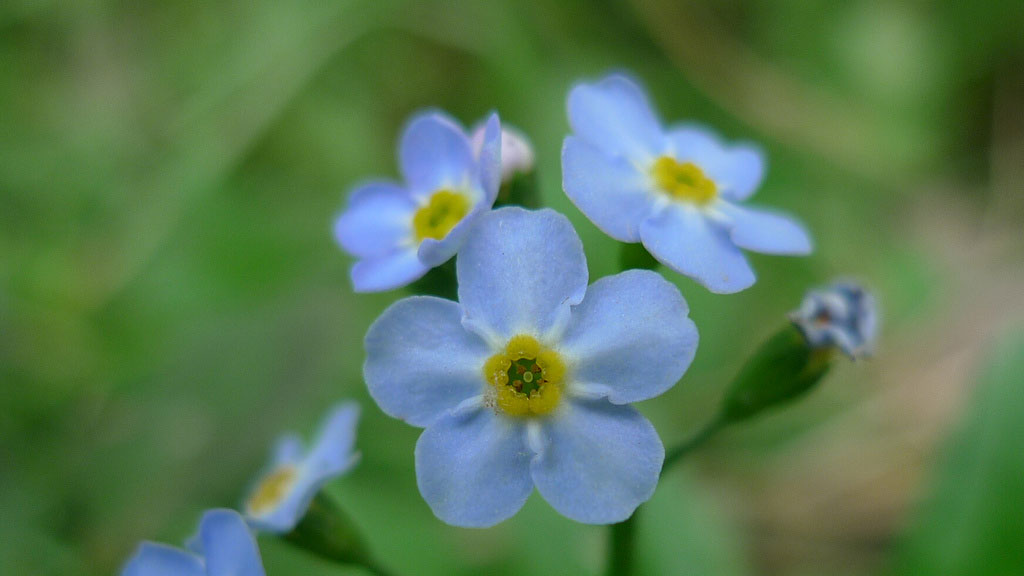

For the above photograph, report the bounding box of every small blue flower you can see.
[562,73,812,293]
[335,111,502,292]
[364,207,698,527]
[790,280,878,359]
[243,402,360,533]
[121,509,265,576]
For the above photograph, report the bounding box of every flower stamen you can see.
[413,189,470,241]
[651,156,717,205]
[246,466,297,515]
[483,335,565,417]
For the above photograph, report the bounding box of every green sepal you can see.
[720,324,835,422]
[283,491,371,566]
[619,242,660,271]
[494,169,540,209]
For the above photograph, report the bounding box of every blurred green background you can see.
[2,0,1024,574]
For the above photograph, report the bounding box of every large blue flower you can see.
[562,73,812,293]
[335,111,502,292]
[790,280,878,359]
[364,208,698,527]
[243,402,360,533]
[121,509,264,576]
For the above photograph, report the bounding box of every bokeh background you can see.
[3,0,1024,574]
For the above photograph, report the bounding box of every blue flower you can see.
[364,207,698,527]
[562,73,812,293]
[790,280,878,359]
[121,509,264,576]
[335,111,502,292]
[243,402,360,533]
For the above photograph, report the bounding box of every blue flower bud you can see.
[790,280,878,359]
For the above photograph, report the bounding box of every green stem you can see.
[662,413,727,474]
[606,513,637,576]
[605,414,728,576]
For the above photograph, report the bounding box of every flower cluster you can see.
[123,69,880,575]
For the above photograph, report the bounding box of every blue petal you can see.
[457,208,588,341]
[271,434,304,468]
[199,509,265,576]
[304,402,360,479]
[415,405,533,527]
[530,398,663,524]
[667,126,765,202]
[122,543,204,576]
[365,297,491,428]
[350,248,429,293]
[639,204,756,294]
[476,112,502,204]
[716,202,812,255]
[562,136,658,243]
[416,204,484,268]
[399,111,475,197]
[560,270,698,404]
[568,74,665,161]
[334,181,416,259]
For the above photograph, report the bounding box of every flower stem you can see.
[662,413,727,474]
[605,414,728,576]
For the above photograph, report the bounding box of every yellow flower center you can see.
[482,335,565,417]
[651,156,717,205]
[412,189,471,241]
[246,466,297,515]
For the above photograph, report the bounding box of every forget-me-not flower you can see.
[562,73,812,293]
[364,207,698,527]
[790,280,878,359]
[243,402,360,533]
[122,509,264,576]
[335,111,502,292]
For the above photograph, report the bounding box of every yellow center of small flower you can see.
[651,156,717,205]
[412,189,470,241]
[482,335,565,417]
[246,466,297,515]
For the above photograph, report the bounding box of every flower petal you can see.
[457,207,588,341]
[350,248,429,293]
[400,111,475,197]
[667,126,765,202]
[639,204,756,294]
[122,543,204,576]
[334,181,416,259]
[530,399,663,524]
[476,112,502,204]
[560,269,698,403]
[562,136,657,243]
[415,406,533,527]
[568,74,664,161]
[271,433,304,467]
[199,509,265,576]
[716,202,812,255]
[304,402,360,479]
[416,202,488,268]
[365,297,491,428]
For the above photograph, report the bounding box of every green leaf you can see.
[893,329,1024,576]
